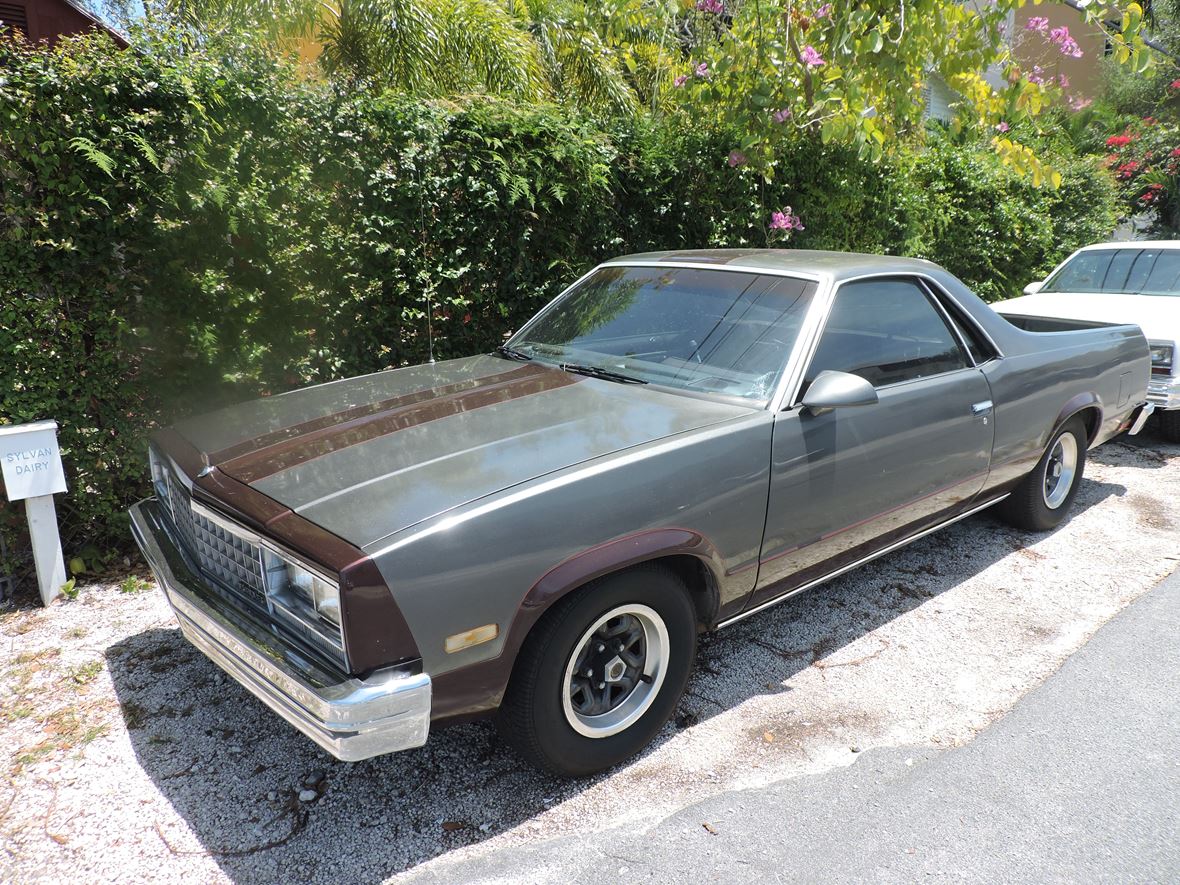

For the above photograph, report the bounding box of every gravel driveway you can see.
[2,432,1178,884]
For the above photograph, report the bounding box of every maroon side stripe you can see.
[210,366,537,465]
[220,364,580,484]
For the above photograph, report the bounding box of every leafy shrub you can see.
[907,134,1117,302]
[0,30,1120,568]
[1101,114,1180,237]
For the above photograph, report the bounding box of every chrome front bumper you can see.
[129,499,431,762]
[1148,375,1180,410]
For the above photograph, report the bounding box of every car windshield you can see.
[1042,248,1180,296]
[508,265,816,404]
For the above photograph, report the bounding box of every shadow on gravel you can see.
[103,475,1126,882]
[1093,425,1180,469]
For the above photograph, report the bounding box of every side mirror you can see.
[800,370,879,416]
[1023,280,1044,296]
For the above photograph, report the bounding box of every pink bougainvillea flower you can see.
[695,0,724,13]
[1026,16,1049,31]
[814,3,832,17]
[674,74,688,87]
[1171,79,1180,89]
[727,150,747,168]
[1116,160,1140,180]
[770,207,805,232]
[995,121,1010,133]
[695,62,709,77]
[800,45,825,67]
[1048,25,1083,57]
[772,107,792,124]
[1170,148,1180,158]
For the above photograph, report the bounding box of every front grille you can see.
[165,469,267,604]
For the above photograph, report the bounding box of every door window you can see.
[803,278,969,390]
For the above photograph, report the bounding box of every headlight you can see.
[262,549,342,632]
[1149,343,1174,374]
[148,445,173,515]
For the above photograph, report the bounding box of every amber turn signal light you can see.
[444,623,499,654]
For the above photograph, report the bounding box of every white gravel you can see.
[1,431,1178,884]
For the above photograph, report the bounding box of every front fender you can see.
[428,528,726,725]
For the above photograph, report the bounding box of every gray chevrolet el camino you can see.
[130,250,1152,776]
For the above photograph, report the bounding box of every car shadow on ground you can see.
[103,475,1127,883]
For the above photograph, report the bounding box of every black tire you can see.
[1158,409,1180,443]
[996,416,1088,532]
[498,563,697,777]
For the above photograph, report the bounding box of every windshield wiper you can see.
[495,344,533,361]
[558,362,648,384]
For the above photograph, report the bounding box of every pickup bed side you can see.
[928,269,1150,500]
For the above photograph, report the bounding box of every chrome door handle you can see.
[971,400,993,416]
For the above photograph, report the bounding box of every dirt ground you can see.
[1,431,1178,884]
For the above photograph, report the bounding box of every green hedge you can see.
[907,135,1119,303]
[0,32,1119,568]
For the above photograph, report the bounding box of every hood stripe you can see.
[210,365,537,465]
[220,363,580,484]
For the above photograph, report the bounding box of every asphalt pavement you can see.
[409,565,1180,884]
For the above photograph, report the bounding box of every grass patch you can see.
[1,701,35,722]
[118,576,152,594]
[10,704,110,775]
[68,661,103,687]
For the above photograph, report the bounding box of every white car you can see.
[995,241,1180,442]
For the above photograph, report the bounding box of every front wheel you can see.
[499,564,697,777]
[996,416,1088,532]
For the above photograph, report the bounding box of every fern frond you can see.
[69,137,116,177]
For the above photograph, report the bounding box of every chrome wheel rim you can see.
[561,604,669,739]
[1043,433,1079,509]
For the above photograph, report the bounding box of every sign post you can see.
[0,421,69,606]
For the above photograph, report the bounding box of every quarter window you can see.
[803,278,969,390]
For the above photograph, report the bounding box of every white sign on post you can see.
[0,421,69,605]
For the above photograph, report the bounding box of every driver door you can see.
[749,276,995,607]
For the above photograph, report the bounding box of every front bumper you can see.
[129,499,431,762]
[1148,374,1180,410]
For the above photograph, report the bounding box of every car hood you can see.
[172,355,751,549]
[994,292,1180,344]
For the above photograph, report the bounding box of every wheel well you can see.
[1072,406,1101,445]
[642,554,719,627]
[502,555,719,700]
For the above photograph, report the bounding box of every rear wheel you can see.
[996,416,1088,532]
[499,564,696,777]
[1158,409,1180,443]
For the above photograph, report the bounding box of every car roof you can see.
[1075,240,1180,252]
[602,249,941,282]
